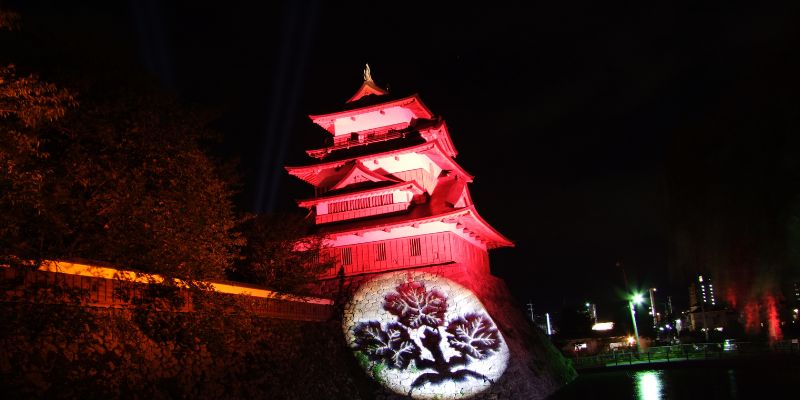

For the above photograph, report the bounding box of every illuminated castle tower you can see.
[284,66,569,400]
[286,66,513,285]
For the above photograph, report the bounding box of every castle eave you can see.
[286,140,473,187]
[319,205,513,250]
[309,94,434,134]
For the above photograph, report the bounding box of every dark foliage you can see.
[1,12,243,280]
[233,213,333,294]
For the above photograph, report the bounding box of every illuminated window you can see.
[375,243,386,261]
[329,194,394,213]
[410,238,421,256]
[342,248,353,265]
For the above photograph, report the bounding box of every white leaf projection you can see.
[343,272,509,399]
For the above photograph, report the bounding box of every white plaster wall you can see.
[333,106,415,136]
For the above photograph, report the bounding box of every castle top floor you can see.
[285,66,513,251]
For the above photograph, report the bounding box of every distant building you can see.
[685,273,738,335]
[793,281,800,323]
[560,336,652,356]
[648,288,659,327]
[666,296,674,316]
[533,313,556,335]
[585,302,598,324]
[689,274,716,308]
[687,307,737,332]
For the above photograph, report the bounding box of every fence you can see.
[572,340,800,370]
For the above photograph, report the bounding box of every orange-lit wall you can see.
[1,263,332,321]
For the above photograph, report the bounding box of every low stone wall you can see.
[1,266,332,321]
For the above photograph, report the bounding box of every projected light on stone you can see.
[343,271,509,399]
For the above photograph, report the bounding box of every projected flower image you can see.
[344,272,509,399]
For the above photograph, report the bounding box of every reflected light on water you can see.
[635,370,663,400]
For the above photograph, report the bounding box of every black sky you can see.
[12,1,800,319]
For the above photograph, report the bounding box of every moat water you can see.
[549,362,800,399]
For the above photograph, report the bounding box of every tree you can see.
[234,213,332,294]
[1,10,242,280]
[0,10,73,127]
[51,91,243,280]
[1,10,76,266]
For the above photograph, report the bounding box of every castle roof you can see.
[346,79,389,103]
[309,94,434,135]
[286,140,473,188]
[305,117,457,160]
[316,173,513,249]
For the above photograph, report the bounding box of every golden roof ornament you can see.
[363,63,373,82]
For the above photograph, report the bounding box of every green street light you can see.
[629,293,644,352]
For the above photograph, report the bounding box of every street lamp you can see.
[629,293,644,352]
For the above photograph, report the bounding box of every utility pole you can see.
[667,296,673,316]
[629,294,644,352]
[545,312,553,336]
[649,288,658,327]
[526,300,534,322]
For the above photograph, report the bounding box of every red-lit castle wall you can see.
[312,232,490,297]
[319,232,489,278]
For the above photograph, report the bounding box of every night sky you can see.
[13,1,800,320]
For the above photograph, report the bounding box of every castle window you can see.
[341,248,353,265]
[329,194,394,213]
[375,243,386,261]
[410,238,421,257]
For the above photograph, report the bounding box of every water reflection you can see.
[549,365,800,400]
[634,370,663,400]
[728,369,738,399]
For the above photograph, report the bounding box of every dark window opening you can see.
[410,238,421,257]
[376,243,386,261]
[342,248,353,265]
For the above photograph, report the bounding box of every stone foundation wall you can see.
[318,263,577,399]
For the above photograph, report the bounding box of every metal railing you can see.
[306,129,408,158]
[572,340,800,369]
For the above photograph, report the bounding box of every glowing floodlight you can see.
[343,271,509,399]
[591,322,614,331]
[628,292,644,351]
